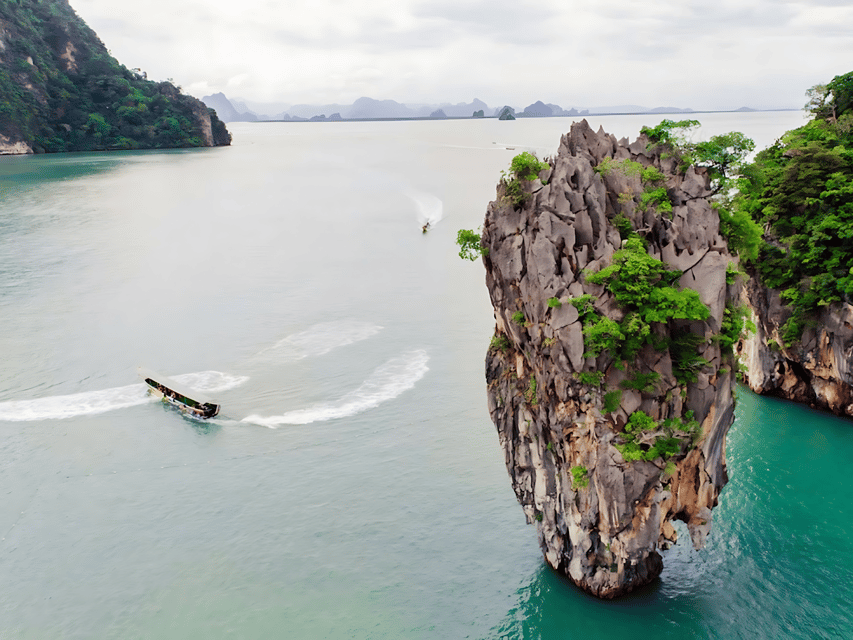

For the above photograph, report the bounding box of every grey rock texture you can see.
[739,277,853,416]
[481,120,737,598]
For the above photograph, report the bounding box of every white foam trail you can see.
[406,191,444,226]
[242,349,429,427]
[0,371,249,422]
[257,320,382,360]
[0,384,150,422]
[170,371,249,394]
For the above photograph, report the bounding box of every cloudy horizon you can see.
[71,0,853,112]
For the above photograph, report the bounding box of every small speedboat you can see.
[138,367,220,419]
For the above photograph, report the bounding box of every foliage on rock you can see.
[615,410,700,463]
[499,152,549,207]
[582,237,709,363]
[456,229,488,260]
[509,151,549,181]
[570,465,589,489]
[596,158,673,215]
[716,304,755,354]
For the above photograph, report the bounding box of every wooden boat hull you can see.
[138,368,221,419]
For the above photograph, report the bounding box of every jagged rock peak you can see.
[480,119,738,598]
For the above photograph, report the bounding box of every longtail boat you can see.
[138,367,220,419]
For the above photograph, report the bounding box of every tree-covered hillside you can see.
[732,71,853,344]
[0,0,230,153]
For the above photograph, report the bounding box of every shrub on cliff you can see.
[457,153,548,261]
[456,229,488,260]
[641,119,754,188]
[805,70,853,120]
[586,237,709,323]
[571,236,716,397]
[570,465,590,489]
[641,119,700,146]
[509,151,549,181]
[614,410,701,463]
[595,158,674,215]
[498,152,550,207]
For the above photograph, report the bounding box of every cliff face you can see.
[0,0,230,154]
[481,120,738,598]
[739,278,853,416]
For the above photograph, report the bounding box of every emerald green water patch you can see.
[489,387,853,639]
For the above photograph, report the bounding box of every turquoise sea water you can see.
[1,112,851,639]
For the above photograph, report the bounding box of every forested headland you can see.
[0,0,230,154]
[732,71,853,345]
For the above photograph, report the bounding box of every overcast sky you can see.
[71,0,853,111]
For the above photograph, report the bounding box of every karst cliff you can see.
[0,0,230,154]
[739,280,853,416]
[480,121,741,598]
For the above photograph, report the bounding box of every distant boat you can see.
[138,367,220,419]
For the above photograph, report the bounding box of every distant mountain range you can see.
[201,94,500,122]
[200,93,751,123]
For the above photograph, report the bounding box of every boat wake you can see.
[242,349,429,427]
[406,191,444,226]
[253,320,383,361]
[0,371,249,422]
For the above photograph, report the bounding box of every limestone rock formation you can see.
[739,277,853,416]
[481,120,738,598]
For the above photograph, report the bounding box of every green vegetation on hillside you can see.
[0,0,230,152]
[732,71,853,344]
[509,151,549,181]
[640,119,755,190]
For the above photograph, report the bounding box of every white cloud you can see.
[69,0,853,110]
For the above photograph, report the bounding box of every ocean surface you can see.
[1,111,851,639]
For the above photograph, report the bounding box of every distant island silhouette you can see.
[200,93,767,124]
